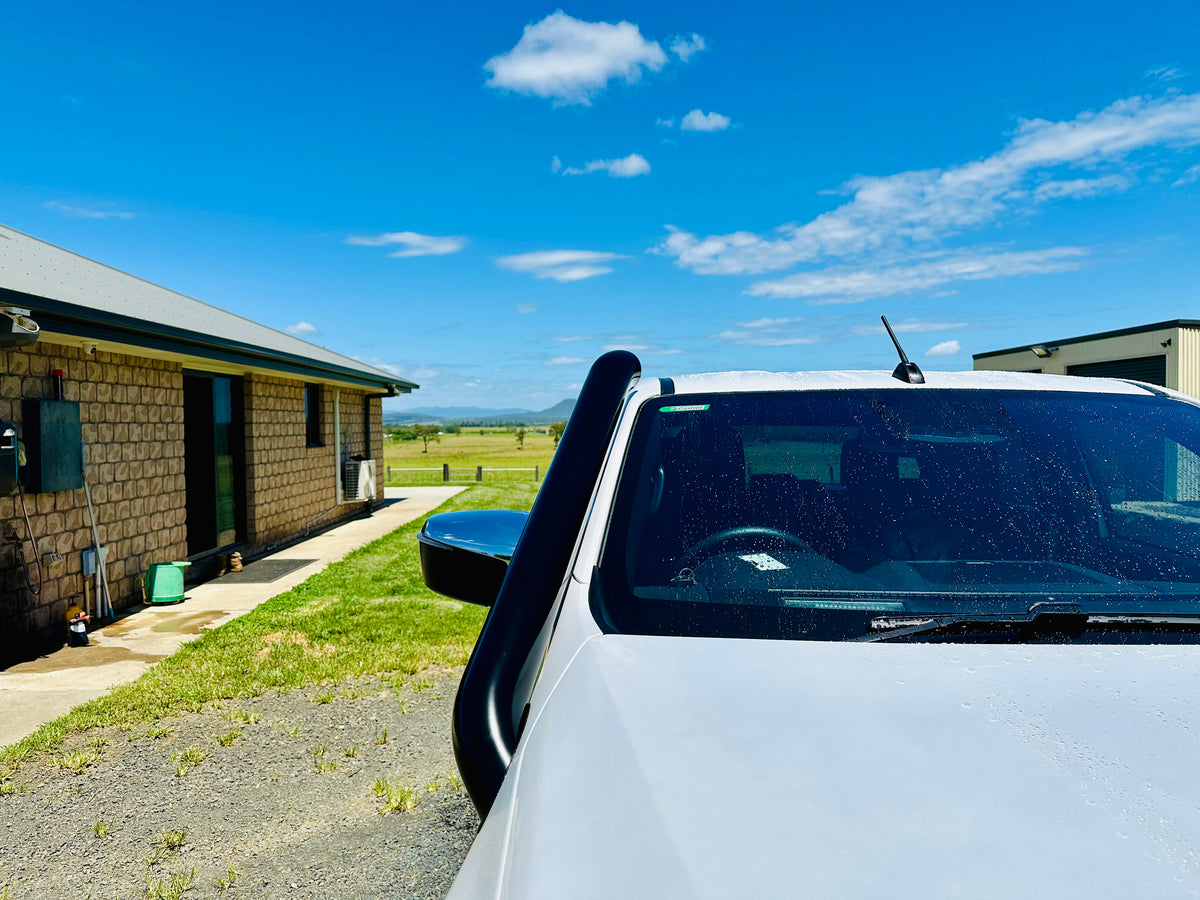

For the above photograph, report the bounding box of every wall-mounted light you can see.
[1030,345,1058,359]
[0,307,39,348]
[1161,338,1173,349]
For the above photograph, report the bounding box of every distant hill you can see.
[383,398,576,426]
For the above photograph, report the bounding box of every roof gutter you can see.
[0,286,415,393]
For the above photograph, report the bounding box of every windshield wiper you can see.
[861,603,1200,642]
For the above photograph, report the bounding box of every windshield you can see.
[595,389,1200,641]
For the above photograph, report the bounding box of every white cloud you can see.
[552,335,593,342]
[285,320,318,336]
[44,200,134,220]
[496,249,627,282]
[345,231,466,258]
[1031,174,1128,201]
[658,92,1200,276]
[680,109,731,132]
[850,318,966,337]
[713,316,823,347]
[1174,163,1200,186]
[484,11,667,106]
[926,339,962,357]
[516,302,538,314]
[668,33,706,62]
[655,117,676,128]
[747,246,1088,302]
[557,153,650,177]
[546,356,588,366]
[601,343,650,351]
[1146,65,1186,83]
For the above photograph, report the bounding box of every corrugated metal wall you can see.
[1177,327,1200,399]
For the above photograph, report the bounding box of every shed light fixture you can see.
[1030,345,1057,359]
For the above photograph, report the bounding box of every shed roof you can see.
[972,319,1200,361]
[0,225,415,392]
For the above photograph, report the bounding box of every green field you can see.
[384,427,558,484]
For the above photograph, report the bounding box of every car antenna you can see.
[880,315,925,384]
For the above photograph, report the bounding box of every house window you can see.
[305,383,323,447]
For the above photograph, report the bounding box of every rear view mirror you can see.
[418,510,529,606]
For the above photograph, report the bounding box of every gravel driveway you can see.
[0,670,477,899]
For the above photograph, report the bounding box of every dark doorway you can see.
[1067,355,1167,386]
[183,373,246,556]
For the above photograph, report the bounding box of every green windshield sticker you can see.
[661,404,710,413]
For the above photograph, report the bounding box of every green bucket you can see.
[145,561,190,604]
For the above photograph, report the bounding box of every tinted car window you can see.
[596,390,1200,640]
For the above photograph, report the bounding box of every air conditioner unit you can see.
[342,459,376,501]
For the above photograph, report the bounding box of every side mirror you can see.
[418,510,529,606]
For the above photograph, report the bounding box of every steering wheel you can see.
[681,526,812,568]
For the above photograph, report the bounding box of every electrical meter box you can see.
[21,399,83,493]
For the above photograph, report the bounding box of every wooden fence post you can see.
[476,466,483,482]
[443,464,450,482]
[534,465,539,481]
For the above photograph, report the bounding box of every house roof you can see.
[0,225,415,392]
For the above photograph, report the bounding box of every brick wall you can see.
[0,343,388,666]
[0,342,187,664]
[242,375,384,551]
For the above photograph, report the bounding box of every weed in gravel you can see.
[85,735,109,749]
[172,747,208,777]
[411,674,436,692]
[56,747,100,773]
[397,697,411,715]
[0,781,20,797]
[160,829,188,851]
[312,745,338,774]
[224,708,259,724]
[146,724,173,740]
[340,684,367,700]
[213,729,241,747]
[287,721,304,738]
[213,864,241,891]
[93,820,112,838]
[312,690,335,705]
[424,780,440,793]
[143,868,196,899]
[143,846,171,868]
[373,725,388,745]
[117,722,135,732]
[342,745,359,758]
[373,776,418,814]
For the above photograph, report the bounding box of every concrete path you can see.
[0,486,464,748]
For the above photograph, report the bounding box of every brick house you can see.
[0,225,414,665]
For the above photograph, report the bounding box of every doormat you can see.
[216,559,318,584]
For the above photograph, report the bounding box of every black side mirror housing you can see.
[418,510,529,606]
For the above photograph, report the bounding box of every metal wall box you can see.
[21,399,83,493]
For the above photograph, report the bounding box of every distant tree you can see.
[443,424,459,434]
[515,427,527,450]
[412,423,440,453]
[549,421,567,447]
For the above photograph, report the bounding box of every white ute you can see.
[419,348,1200,899]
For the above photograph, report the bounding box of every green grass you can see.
[0,483,534,769]
[172,747,208,777]
[385,429,557,483]
[373,776,418,814]
[143,868,195,899]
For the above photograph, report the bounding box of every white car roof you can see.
[670,369,1168,396]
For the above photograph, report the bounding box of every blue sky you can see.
[3,1,1199,410]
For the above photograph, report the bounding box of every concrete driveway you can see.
[0,486,463,748]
